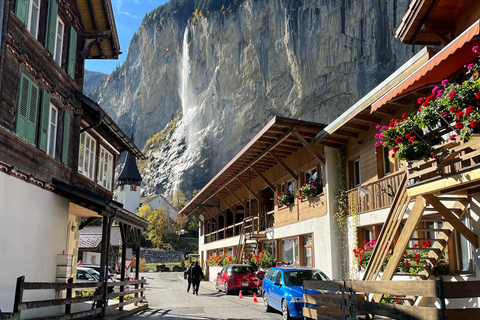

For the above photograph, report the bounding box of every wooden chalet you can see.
[0,0,147,318]
[299,1,480,319]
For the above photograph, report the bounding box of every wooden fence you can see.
[13,276,146,319]
[303,279,480,320]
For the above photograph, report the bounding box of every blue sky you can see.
[85,0,169,74]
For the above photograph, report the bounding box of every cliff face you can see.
[87,0,418,198]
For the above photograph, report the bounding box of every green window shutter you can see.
[15,0,29,25]
[67,27,77,79]
[62,111,70,165]
[45,0,58,55]
[26,81,39,145]
[16,74,31,140]
[39,91,51,152]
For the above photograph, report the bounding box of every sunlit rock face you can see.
[85,0,418,198]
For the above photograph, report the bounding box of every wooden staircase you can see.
[363,172,477,304]
[235,217,266,264]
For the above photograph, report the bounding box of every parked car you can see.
[262,267,330,319]
[215,264,258,295]
[255,270,266,296]
[80,264,116,281]
[76,267,114,293]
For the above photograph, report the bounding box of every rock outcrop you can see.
[85,0,419,198]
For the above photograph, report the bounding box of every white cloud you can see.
[112,0,123,10]
[119,11,142,20]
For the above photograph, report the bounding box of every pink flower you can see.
[449,91,457,99]
[440,111,447,117]
[432,86,440,94]
[437,89,443,98]
[473,73,477,78]
[442,79,449,86]
[473,46,479,53]
[468,63,474,70]
[375,141,381,147]
[376,124,380,129]
[381,126,387,131]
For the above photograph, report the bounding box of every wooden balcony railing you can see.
[346,171,405,215]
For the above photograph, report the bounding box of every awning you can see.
[371,19,480,112]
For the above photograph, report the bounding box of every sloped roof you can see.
[79,226,122,249]
[118,152,142,185]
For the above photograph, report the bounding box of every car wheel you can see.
[224,282,230,295]
[263,293,272,312]
[282,299,291,320]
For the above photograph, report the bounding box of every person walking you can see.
[186,262,194,293]
[191,261,204,295]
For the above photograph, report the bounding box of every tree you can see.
[172,189,186,211]
[137,205,179,249]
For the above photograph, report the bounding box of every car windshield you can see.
[231,266,254,273]
[283,269,329,287]
[88,269,101,280]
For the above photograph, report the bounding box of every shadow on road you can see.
[131,309,260,320]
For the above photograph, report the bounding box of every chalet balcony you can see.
[346,171,405,215]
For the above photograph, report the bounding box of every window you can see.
[53,17,64,65]
[281,237,299,265]
[98,146,113,190]
[263,241,275,256]
[46,104,57,157]
[27,0,40,38]
[16,73,39,145]
[363,228,373,243]
[304,235,313,267]
[354,159,361,187]
[286,180,294,193]
[79,132,96,180]
[268,269,278,281]
[382,147,391,175]
[305,167,317,183]
[456,214,473,272]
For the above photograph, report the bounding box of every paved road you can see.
[123,272,283,320]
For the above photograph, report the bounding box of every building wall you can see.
[146,196,177,221]
[117,185,141,213]
[0,174,69,315]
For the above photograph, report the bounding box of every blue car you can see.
[262,266,330,319]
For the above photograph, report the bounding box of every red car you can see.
[255,270,266,296]
[215,264,258,295]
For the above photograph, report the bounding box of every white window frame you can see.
[79,131,96,180]
[305,167,318,183]
[97,146,113,190]
[286,180,294,193]
[53,16,64,65]
[354,159,361,187]
[382,147,391,176]
[27,0,40,39]
[46,104,58,157]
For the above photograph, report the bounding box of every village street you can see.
[122,272,281,320]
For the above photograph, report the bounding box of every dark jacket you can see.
[191,265,204,280]
[187,266,194,280]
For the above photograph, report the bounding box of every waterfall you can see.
[180,25,191,118]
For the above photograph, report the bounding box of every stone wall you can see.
[140,248,186,264]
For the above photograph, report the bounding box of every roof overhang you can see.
[76,92,146,159]
[396,0,480,45]
[52,179,149,230]
[371,20,480,112]
[76,0,121,59]
[179,116,327,217]
[314,47,435,146]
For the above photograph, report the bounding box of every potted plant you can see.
[276,190,294,207]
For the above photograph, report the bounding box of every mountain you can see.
[84,0,419,199]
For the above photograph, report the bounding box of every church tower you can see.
[117,126,142,213]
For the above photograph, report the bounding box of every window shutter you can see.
[45,0,58,55]
[26,82,39,145]
[62,111,70,165]
[16,74,30,140]
[39,91,50,152]
[15,0,29,25]
[67,27,77,79]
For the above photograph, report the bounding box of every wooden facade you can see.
[0,1,147,318]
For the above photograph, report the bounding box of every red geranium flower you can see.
[417,97,425,104]
[405,261,409,266]
[456,122,464,130]
[394,137,403,143]
[470,120,479,128]
[476,92,480,100]
[389,122,395,128]
[415,259,420,263]
[405,133,411,139]
[430,152,435,158]
[465,106,474,116]
[450,134,457,141]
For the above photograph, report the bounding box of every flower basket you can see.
[297,179,323,201]
[276,190,294,207]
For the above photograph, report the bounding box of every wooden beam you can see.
[225,186,245,208]
[354,114,382,124]
[251,167,275,192]
[343,122,369,132]
[318,140,343,149]
[423,194,478,248]
[86,0,99,30]
[200,128,295,206]
[268,151,298,181]
[205,208,218,222]
[334,130,359,139]
[292,128,325,165]
[236,178,261,202]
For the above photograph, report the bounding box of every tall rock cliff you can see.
[87,0,418,198]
